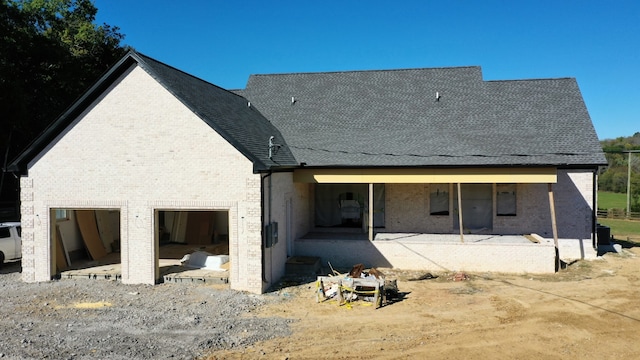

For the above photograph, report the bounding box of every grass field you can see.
[597,192,640,243]
[598,191,628,210]
[598,218,640,243]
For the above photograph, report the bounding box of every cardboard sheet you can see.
[75,210,108,260]
[95,210,115,251]
[55,225,69,271]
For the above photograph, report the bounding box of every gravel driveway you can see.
[0,261,293,359]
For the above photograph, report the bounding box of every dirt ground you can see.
[207,243,640,359]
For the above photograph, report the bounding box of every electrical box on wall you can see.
[265,222,278,248]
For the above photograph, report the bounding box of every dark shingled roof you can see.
[9,51,297,173]
[241,67,606,167]
[134,53,297,170]
[9,54,605,174]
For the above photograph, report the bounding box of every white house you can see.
[8,52,607,293]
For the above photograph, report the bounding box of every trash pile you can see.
[315,263,397,309]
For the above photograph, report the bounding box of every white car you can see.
[0,222,21,267]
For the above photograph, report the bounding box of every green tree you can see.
[0,0,127,200]
[599,133,640,197]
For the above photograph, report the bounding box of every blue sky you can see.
[94,0,639,140]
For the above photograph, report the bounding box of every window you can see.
[55,209,69,221]
[496,184,517,216]
[430,184,449,215]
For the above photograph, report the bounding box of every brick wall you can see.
[383,171,595,241]
[21,65,264,293]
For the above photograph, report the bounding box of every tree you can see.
[0,0,127,201]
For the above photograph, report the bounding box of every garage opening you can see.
[156,210,230,283]
[53,209,121,277]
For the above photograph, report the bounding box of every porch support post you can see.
[368,183,374,241]
[457,183,464,243]
[548,183,560,271]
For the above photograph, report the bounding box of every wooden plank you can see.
[186,212,214,245]
[55,225,68,271]
[548,184,560,271]
[368,183,374,241]
[95,210,114,251]
[57,225,72,265]
[294,167,558,184]
[316,276,383,288]
[457,183,464,243]
[75,210,108,260]
[524,234,540,244]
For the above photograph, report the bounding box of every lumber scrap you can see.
[75,210,108,260]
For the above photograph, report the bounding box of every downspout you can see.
[261,171,273,283]
[268,172,273,284]
[592,169,598,249]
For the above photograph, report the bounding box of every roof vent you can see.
[291,96,296,105]
[268,136,282,160]
[248,101,251,107]
[436,92,441,102]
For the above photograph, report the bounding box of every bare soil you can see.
[207,245,640,359]
[2,244,640,359]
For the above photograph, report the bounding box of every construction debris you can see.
[316,263,392,309]
[451,272,470,281]
[408,272,437,281]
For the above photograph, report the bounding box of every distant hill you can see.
[601,132,640,149]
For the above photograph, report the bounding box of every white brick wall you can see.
[21,65,264,293]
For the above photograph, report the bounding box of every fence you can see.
[597,209,640,220]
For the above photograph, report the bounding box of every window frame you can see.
[496,183,517,216]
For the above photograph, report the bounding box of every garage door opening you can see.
[156,210,230,283]
[53,209,121,278]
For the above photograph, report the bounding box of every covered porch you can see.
[289,167,583,274]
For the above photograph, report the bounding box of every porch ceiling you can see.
[293,167,557,184]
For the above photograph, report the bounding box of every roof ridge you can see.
[133,51,245,98]
[486,77,575,83]
[249,65,482,78]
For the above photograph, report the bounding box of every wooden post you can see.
[548,183,560,271]
[457,183,464,243]
[368,183,374,241]
[627,151,632,218]
[316,279,325,303]
[373,285,380,309]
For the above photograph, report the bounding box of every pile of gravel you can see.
[0,262,293,359]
